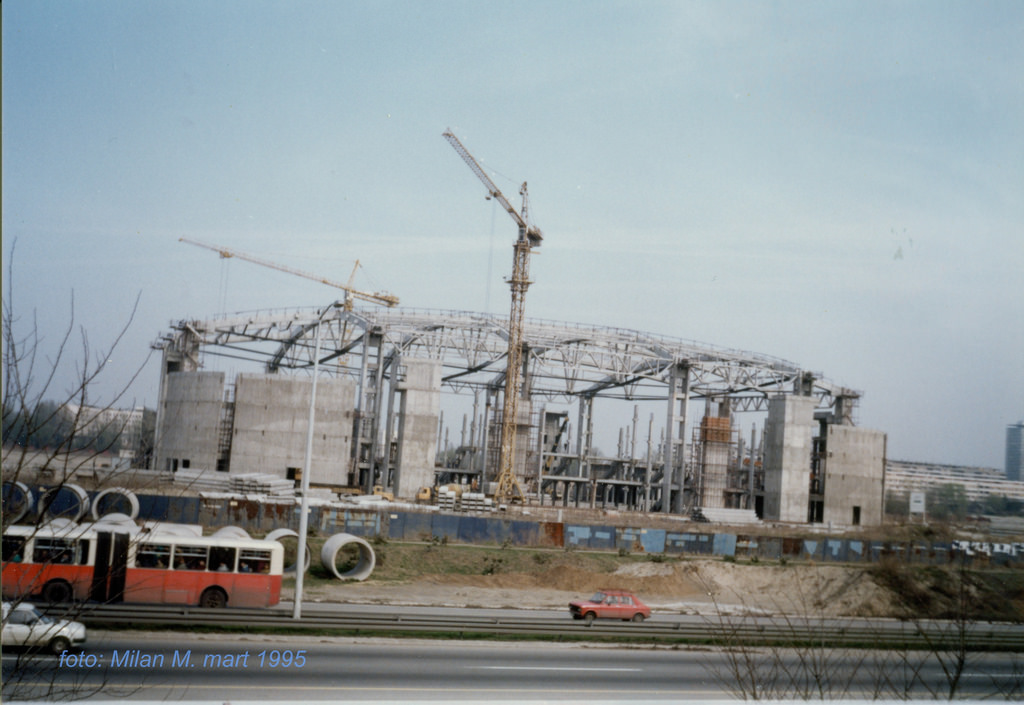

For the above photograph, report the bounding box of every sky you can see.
[3,0,1022,470]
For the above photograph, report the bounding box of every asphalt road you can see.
[4,631,1023,702]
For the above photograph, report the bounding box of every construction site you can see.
[151,131,887,529]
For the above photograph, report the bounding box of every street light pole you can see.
[293,301,341,620]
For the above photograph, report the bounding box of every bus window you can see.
[239,549,271,574]
[33,538,75,564]
[209,546,237,572]
[137,544,171,569]
[2,536,27,562]
[173,545,208,571]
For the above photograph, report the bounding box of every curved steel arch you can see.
[154,306,859,408]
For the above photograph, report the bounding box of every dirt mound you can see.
[292,543,899,617]
[400,560,893,617]
[685,561,892,617]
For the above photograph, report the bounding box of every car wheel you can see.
[42,579,73,604]
[583,612,595,626]
[631,613,645,623]
[49,636,71,655]
[199,587,227,608]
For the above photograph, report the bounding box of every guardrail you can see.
[59,604,1024,651]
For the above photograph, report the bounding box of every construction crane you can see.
[179,237,399,310]
[443,129,543,504]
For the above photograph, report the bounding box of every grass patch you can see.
[284,540,655,591]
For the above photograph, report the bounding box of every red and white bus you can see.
[2,523,283,608]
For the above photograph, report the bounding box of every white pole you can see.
[293,303,334,619]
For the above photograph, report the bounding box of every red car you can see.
[569,589,650,624]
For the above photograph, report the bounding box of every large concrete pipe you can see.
[91,513,139,533]
[37,484,90,522]
[212,526,251,540]
[90,487,140,520]
[266,528,311,574]
[2,481,33,524]
[320,533,376,581]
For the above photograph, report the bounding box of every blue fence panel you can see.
[639,529,667,554]
[846,540,865,562]
[317,508,341,534]
[431,514,461,542]
[589,526,616,550]
[734,536,758,557]
[712,533,737,557]
[457,516,502,544]
[343,511,381,537]
[138,495,201,524]
[504,520,539,547]
[389,511,433,541]
[617,527,644,552]
[823,539,847,562]
[683,533,713,555]
[566,524,616,550]
[664,532,688,554]
[136,494,170,522]
[801,539,823,561]
[907,543,929,564]
[565,525,592,548]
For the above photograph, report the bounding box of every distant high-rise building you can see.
[1007,422,1024,482]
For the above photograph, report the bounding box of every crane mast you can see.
[443,129,542,504]
[179,237,399,310]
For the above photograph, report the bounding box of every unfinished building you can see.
[152,307,885,527]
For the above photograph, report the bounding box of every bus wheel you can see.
[199,587,227,608]
[42,579,73,604]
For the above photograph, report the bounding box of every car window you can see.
[8,608,48,625]
[8,610,36,625]
[589,592,605,603]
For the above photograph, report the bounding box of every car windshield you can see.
[589,592,606,603]
[27,607,52,624]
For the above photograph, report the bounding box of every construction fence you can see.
[109,494,1024,568]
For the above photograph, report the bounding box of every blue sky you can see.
[3,1,1022,469]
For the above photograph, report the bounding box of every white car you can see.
[2,602,86,654]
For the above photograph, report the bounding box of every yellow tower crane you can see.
[443,129,543,504]
[179,237,399,310]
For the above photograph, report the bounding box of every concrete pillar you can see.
[393,358,442,500]
[663,363,689,514]
[762,394,816,522]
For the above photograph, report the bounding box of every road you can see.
[4,631,1022,702]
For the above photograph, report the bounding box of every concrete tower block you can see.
[822,425,886,527]
[231,373,355,485]
[762,394,816,522]
[394,358,442,499]
[155,371,225,474]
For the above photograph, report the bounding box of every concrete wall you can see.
[155,371,225,474]
[823,425,886,527]
[762,395,816,522]
[393,358,441,499]
[230,373,355,487]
